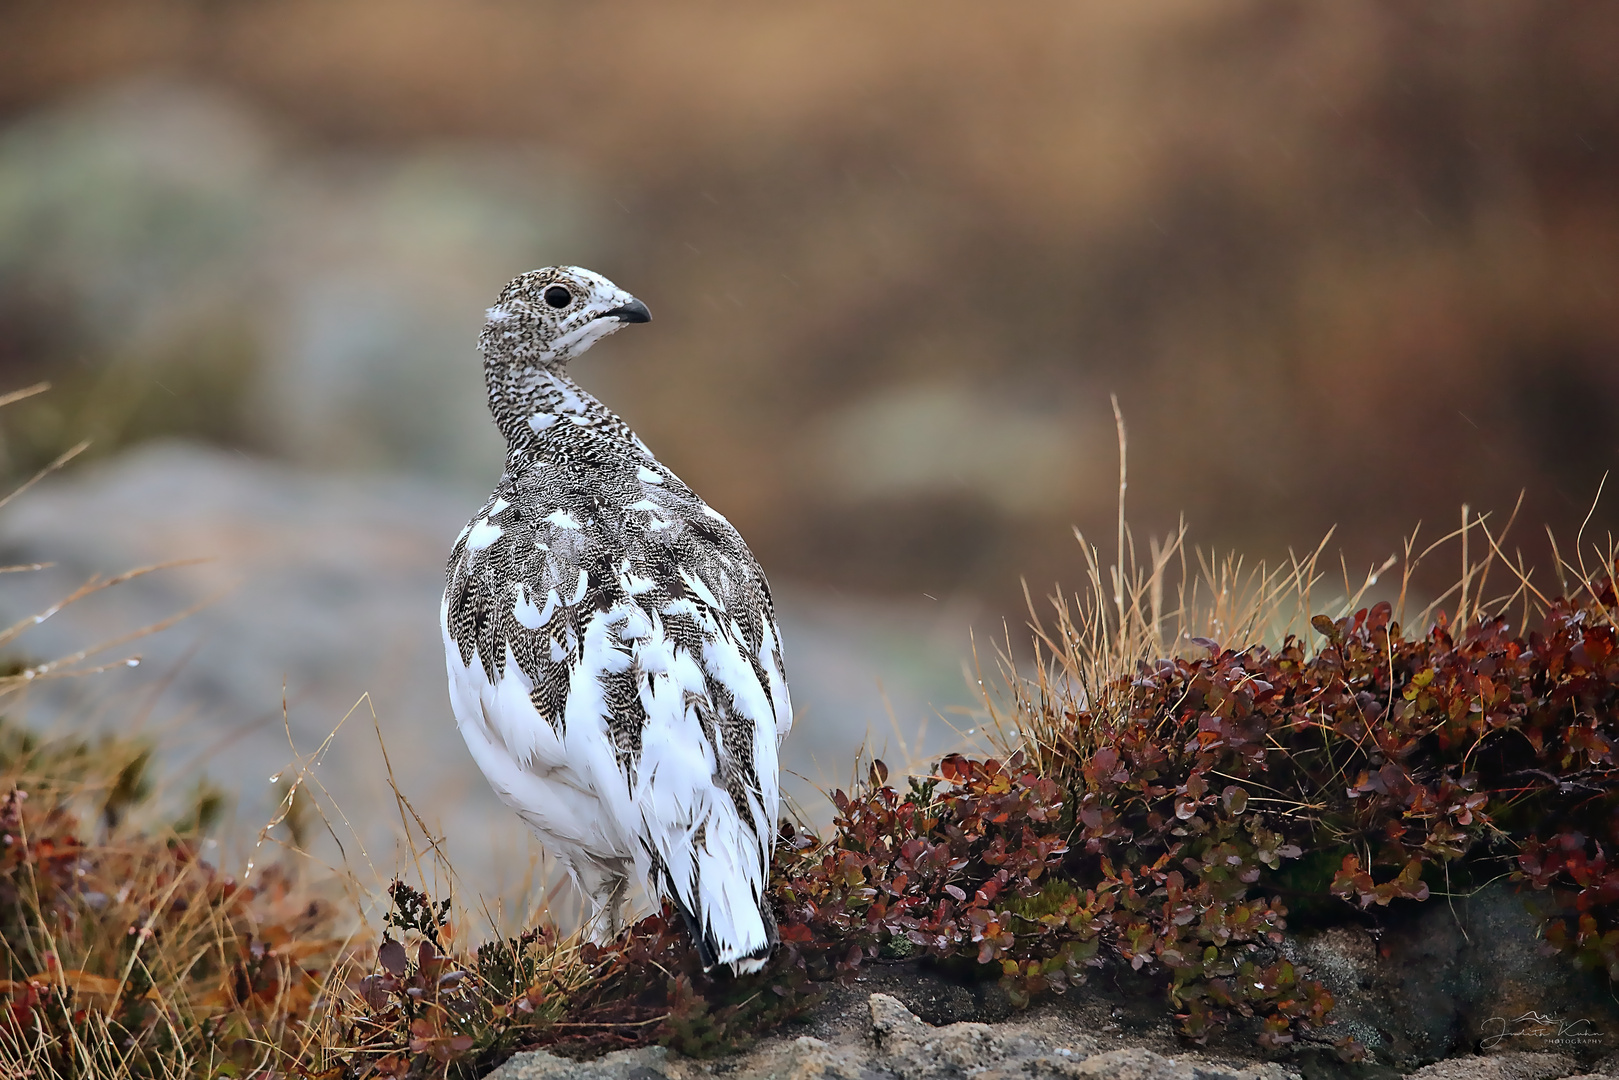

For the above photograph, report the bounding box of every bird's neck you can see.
[485,360,634,456]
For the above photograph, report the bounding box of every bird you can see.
[440,266,792,974]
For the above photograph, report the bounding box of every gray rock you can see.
[871,990,1057,1079]
[1403,1052,1578,1080]
[1284,882,1619,1070]
[489,994,1303,1080]
[770,1037,872,1080]
[0,441,530,899]
[470,987,1614,1080]
[1287,925,1388,1058]
[485,1045,672,1080]
[487,1037,869,1080]
[1062,1048,1301,1079]
[868,994,1294,1080]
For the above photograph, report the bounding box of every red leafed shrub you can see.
[1030,578,1615,1044]
[755,572,1619,1051]
[774,756,1081,987]
[771,753,1334,1049]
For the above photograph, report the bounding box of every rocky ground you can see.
[486,991,1619,1080]
[486,873,1619,1080]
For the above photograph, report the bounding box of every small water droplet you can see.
[269,774,280,783]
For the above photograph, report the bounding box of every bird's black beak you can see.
[601,298,652,324]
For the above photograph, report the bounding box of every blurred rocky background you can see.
[0,1,1615,896]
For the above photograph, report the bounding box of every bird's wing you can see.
[571,551,780,967]
[608,475,788,966]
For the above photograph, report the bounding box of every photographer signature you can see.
[1481,1011,1601,1048]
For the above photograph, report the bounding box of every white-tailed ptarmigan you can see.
[441,267,791,974]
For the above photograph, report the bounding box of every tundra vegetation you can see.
[1,399,1616,1078]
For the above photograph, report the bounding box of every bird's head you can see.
[478,266,651,368]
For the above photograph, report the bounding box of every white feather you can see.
[466,519,502,552]
[679,568,724,611]
[513,585,558,630]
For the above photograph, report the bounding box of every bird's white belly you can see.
[440,617,634,871]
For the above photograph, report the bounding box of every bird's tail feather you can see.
[672,897,720,970]
[667,858,774,973]
[656,811,776,974]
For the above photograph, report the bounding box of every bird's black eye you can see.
[543,285,573,309]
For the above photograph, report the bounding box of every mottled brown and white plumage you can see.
[440,267,790,973]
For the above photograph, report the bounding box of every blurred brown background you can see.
[4,0,1618,600]
[0,1,1617,883]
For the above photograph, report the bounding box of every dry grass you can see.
[985,397,1618,782]
[0,744,340,1077]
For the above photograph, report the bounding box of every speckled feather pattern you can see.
[440,267,791,973]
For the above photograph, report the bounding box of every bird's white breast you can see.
[439,596,634,867]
